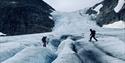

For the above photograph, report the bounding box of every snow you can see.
[51,11,101,36]
[51,10,125,63]
[93,4,103,14]
[94,37,125,60]
[114,0,125,13]
[103,21,125,28]
[0,33,55,63]
[0,42,25,62]
[0,32,6,36]
[53,38,82,63]
[2,47,56,63]
[75,38,125,63]
[49,16,53,19]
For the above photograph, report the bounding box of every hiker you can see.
[89,29,98,42]
[41,36,48,47]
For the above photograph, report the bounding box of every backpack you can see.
[92,30,96,34]
[42,37,47,42]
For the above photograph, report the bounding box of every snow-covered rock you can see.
[0,1,125,63]
[52,11,101,36]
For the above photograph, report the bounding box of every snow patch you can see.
[114,0,125,13]
[75,39,125,63]
[103,21,125,28]
[0,32,6,36]
[94,4,103,14]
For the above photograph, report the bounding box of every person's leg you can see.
[93,36,98,41]
[43,42,46,47]
[43,43,45,47]
[45,43,46,47]
[89,36,93,42]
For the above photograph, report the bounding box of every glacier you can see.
[0,10,125,63]
[0,0,125,63]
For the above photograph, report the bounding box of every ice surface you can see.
[94,37,125,60]
[44,0,103,12]
[53,38,82,63]
[0,1,125,63]
[2,47,56,63]
[0,42,25,62]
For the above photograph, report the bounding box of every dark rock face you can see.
[86,0,125,27]
[86,8,97,15]
[0,0,55,35]
[96,10,119,27]
[118,4,125,21]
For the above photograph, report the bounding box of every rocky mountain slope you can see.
[86,0,125,26]
[0,0,55,35]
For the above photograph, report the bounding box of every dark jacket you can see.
[42,36,47,43]
[90,30,96,36]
